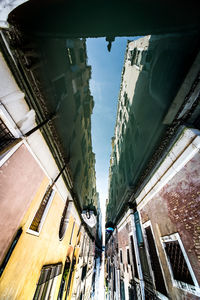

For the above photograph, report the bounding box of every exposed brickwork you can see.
[140,151,200,298]
[118,220,132,265]
[161,152,200,281]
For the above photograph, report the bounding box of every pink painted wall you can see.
[0,144,45,263]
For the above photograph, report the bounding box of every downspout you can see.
[129,209,145,300]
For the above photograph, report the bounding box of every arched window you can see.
[59,199,72,240]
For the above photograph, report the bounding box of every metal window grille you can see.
[0,117,15,151]
[164,240,194,285]
[30,187,53,232]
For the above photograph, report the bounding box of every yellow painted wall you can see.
[0,176,80,300]
[66,247,81,300]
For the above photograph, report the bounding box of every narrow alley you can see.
[0,1,200,300]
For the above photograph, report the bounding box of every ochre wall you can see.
[0,147,80,300]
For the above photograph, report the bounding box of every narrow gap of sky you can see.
[86,37,138,213]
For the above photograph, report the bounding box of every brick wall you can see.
[140,151,200,291]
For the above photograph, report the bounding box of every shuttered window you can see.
[0,228,22,277]
[33,263,63,300]
[130,235,139,279]
[145,226,167,296]
[59,199,69,240]
[69,221,75,245]
[29,187,54,233]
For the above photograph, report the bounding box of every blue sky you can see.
[86,37,135,209]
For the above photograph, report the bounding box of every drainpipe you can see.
[129,208,145,300]
[114,255,120,300]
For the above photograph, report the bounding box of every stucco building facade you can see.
[0,23,97,300]
[106,35,200,299]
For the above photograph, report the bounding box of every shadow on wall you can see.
[108,30,200,222]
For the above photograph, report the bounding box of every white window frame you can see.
[142,220,169,300]
[0,104,22,165]
[161,233,200,297]
[34,263,62,299]
[128,232,140,281]
[27,189,55,236]
[0,104,21,138]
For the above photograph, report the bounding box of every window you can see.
[144,225,167,296]
[130,235,139,278]
[0,117,15,152]
[161,233,200,296]
[57,258,70,300]
[74,92,81,110]
[130,48,137,66]
[0,228,22,277]
[127,249,130,265]
[53,75,67,101]
[28,187,54,235]
[80,235,85,257]
[67,48,76,65]
[119,110,122,121]
[33,263,63,300]
[69,221,75,245]
[79,48,84,63]
[66,257,76,295]
[165,240,193,284]
[120,279,125,300]
[120,250,123,263]
[81,264,87,281]
[124,92,128,107]
[59,199,69,240]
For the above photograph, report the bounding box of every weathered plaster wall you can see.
[118,220,132,265]
[0,174,78,299]
[140,152,200,298]
[0,144,45,264]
